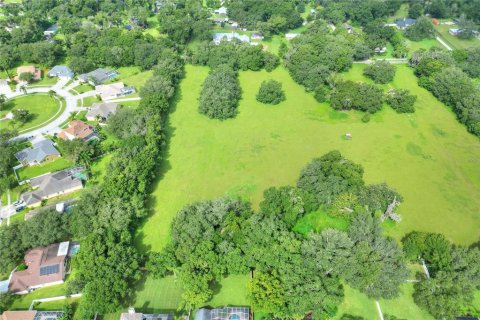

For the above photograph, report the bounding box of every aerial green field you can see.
[138,64,480,253]
[129,63,480,317]
[0,94,63,132]
[17,158,74,181]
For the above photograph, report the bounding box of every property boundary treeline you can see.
[69,52,185,318]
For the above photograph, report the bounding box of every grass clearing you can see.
[71,84,94,94]
[0,94,62,132]
[10,284,67,310]
[17,158,75,181]
[435,24,480,50]
[129,63,480,314]
[208,275,249,307]
[138,64,480,254]
[111,66,153,90]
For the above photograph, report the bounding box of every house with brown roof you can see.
[1,310,64,320]
[14,65,42,81]
[9,242,73,294]
[57,120,98,142]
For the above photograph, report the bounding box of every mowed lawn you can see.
[0,94,62,132]
[435,24,480,50]
[131,63,480,316]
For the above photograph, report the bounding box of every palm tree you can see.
[20,85,27,95]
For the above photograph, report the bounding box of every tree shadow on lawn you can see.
[134,79,184,255]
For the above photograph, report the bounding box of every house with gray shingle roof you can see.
[15,140,60,167]
[21,168,84,208]
[78,68,118,85]
[120,308,172,320]
[86,102,119,122]
[48,66,74,79]
[395,18,416,29]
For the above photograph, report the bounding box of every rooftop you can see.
[15,139,60,165]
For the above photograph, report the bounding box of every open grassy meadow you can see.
[435,24,480,50]
[138,64,480,254]
[128,62,480,317]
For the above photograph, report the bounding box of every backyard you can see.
[0,94,64,133]
[127,63,480,317]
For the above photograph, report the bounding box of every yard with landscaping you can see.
[0,94,64,133]
[434,23,480,50]
[126,63,480,318]
[16,158,74,181]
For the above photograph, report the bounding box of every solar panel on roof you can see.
[40,264,60,276]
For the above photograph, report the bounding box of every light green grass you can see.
[207,275,249,307]
[31,76,60,87]
[334,285,378,319]
[131,63,480,314]
[435,24,480,50]
[71,84,94,95]
[139,63,480,251]
[0,94,61,132]
[387,4,409,23]
[144,16,160,38]
[89,154,113,186]
[82,95,100,107]
[10,284,67,309]
[293,209,350,236]
[17,158,75,181]
[111,66,153,90]
[379,283,434,320]
[34,297,79,311]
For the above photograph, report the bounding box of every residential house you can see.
[120,308,173,320]
[43,24,58,37]
[213,32,250,45]
[20,168,84,208]
[251,32,264,40]
[95,82,135,101]
[395,18,416,29]
[449,28,463,36]
[285,33,300,40]
[86,102,120,122]
[375,46,387,53]
[78,68,118,85]
[58,120,98,142]
[48,66,74,79]
[9,241,75,294]
[14,65,41,81]
[214,6,227,15]
[345,24,353,34]
[195,307,250,320]
[1,311,64,320]
[15,139,60,167]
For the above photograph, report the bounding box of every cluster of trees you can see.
[363,61,396,84]
[256,80,285,105]
[402,231,480,319]
[410,48,480,136]
[156,1,211,44]
[285,21,355,93]
[56,138,100,171]
[318,0,402,26]
[0,210,69,274]
[226,0,304,36]
[411,0,480,24]
[330,80,384,114]
[453,47,480,78]
[386,89,417,113]
[191,40,279,72]
[148,151,407,318]
[405,16,435,41]
[195,40,281,120]
[199,65,241,120]
[66,51,184,317]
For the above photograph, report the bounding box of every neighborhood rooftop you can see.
[15,139,60,166]
[120,308,173,320]
[213,32,250,44]
[78,68,118,84]
[48,66,74,78]
[1,311,64,320]
[195,307,250,320]
[86,102,119,121]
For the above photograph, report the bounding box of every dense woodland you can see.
[0,0,479,318]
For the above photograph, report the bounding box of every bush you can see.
[330,81,384,114]
[199,65,241,120]
[361,113,370,122]
[256,80,285,105]
[363,61,396,84]
[386,89,417,113]
[314,85,329,103]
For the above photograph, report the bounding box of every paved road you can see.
[7,78,86,141]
